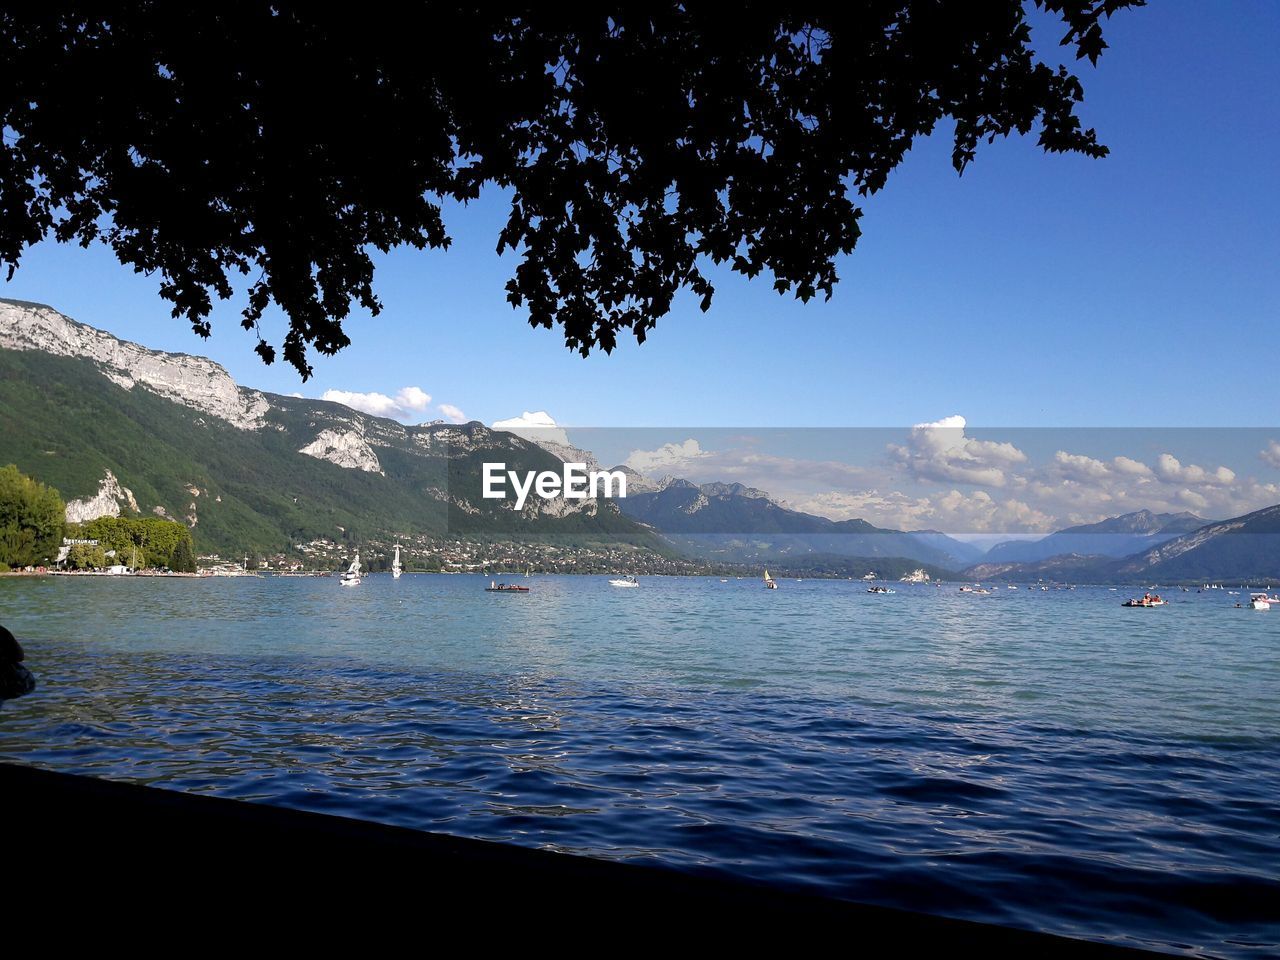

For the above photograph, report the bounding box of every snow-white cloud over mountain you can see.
[888,415,1027,488]
[785,488,1056,533]
[624,439,709,475]
[1154,454,1235,486]
[491,410,572,447]
[321,386,434,422]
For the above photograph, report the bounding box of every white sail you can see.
[340,549,362,586]
[392,545,402,578]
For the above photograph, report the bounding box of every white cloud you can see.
[396,387,432,412]
[1046,452,1157,485]
[888,415,1027,488]
[1176,488,1210,511]
[492,411,571,447]
[1261,440,1280,470]
[1053,451,1111,481]
[1154,453,1235,486]
[1112,456,1154,478]
[774,424,1279,535]
[1023,445,1275,527]
[438,403,467,424]
[624,439,709,476]
[787,488,1055,534]
[322,386,434,422]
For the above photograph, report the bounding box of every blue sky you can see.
[4,0,1278,435]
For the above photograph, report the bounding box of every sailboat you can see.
[763,569,777,590]
[391,544,403,580]
[340,550,362,587]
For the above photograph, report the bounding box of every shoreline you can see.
[5,569,1275,589]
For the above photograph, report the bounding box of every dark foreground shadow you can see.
[1,762,1165,955]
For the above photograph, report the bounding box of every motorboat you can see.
[486,580,529,593]
[1248,593,1278,610]
[609,576,639,587]
[867,585,895,594]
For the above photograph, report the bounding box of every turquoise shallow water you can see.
[1,575,1277,955]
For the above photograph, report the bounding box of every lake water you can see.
[1,574,1277,956]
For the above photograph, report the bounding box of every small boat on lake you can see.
[391,544,402,580]
[608,576,639,587]
[1247,592,1278,610]
[340,551,362,587]
[867,585,895,594]
[1123,593,1165,607]
[486,580,529,593]
[763,569,777,590]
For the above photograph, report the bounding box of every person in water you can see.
[0,625,36,705]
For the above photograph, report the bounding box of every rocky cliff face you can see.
[610,466,665,495]
[490,426,601,472]
[0,299,269,430]
[298,428,384,474]
[64,469,140,523]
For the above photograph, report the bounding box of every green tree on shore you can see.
[68,515,196,570]
[0,464,65,569]
[67,542,108,570]
[170,537,196,573]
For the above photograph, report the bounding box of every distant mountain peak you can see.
[1059,508,1207,536]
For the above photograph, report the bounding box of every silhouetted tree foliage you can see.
[0,3,1141,378]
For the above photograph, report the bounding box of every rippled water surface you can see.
[2,575,1277,956]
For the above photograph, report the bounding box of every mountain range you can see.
[615,477,976,568]
[0,299,650,556]
[3,298,1277,582]
[981,510,1206,564]
[963,504,1280,583]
